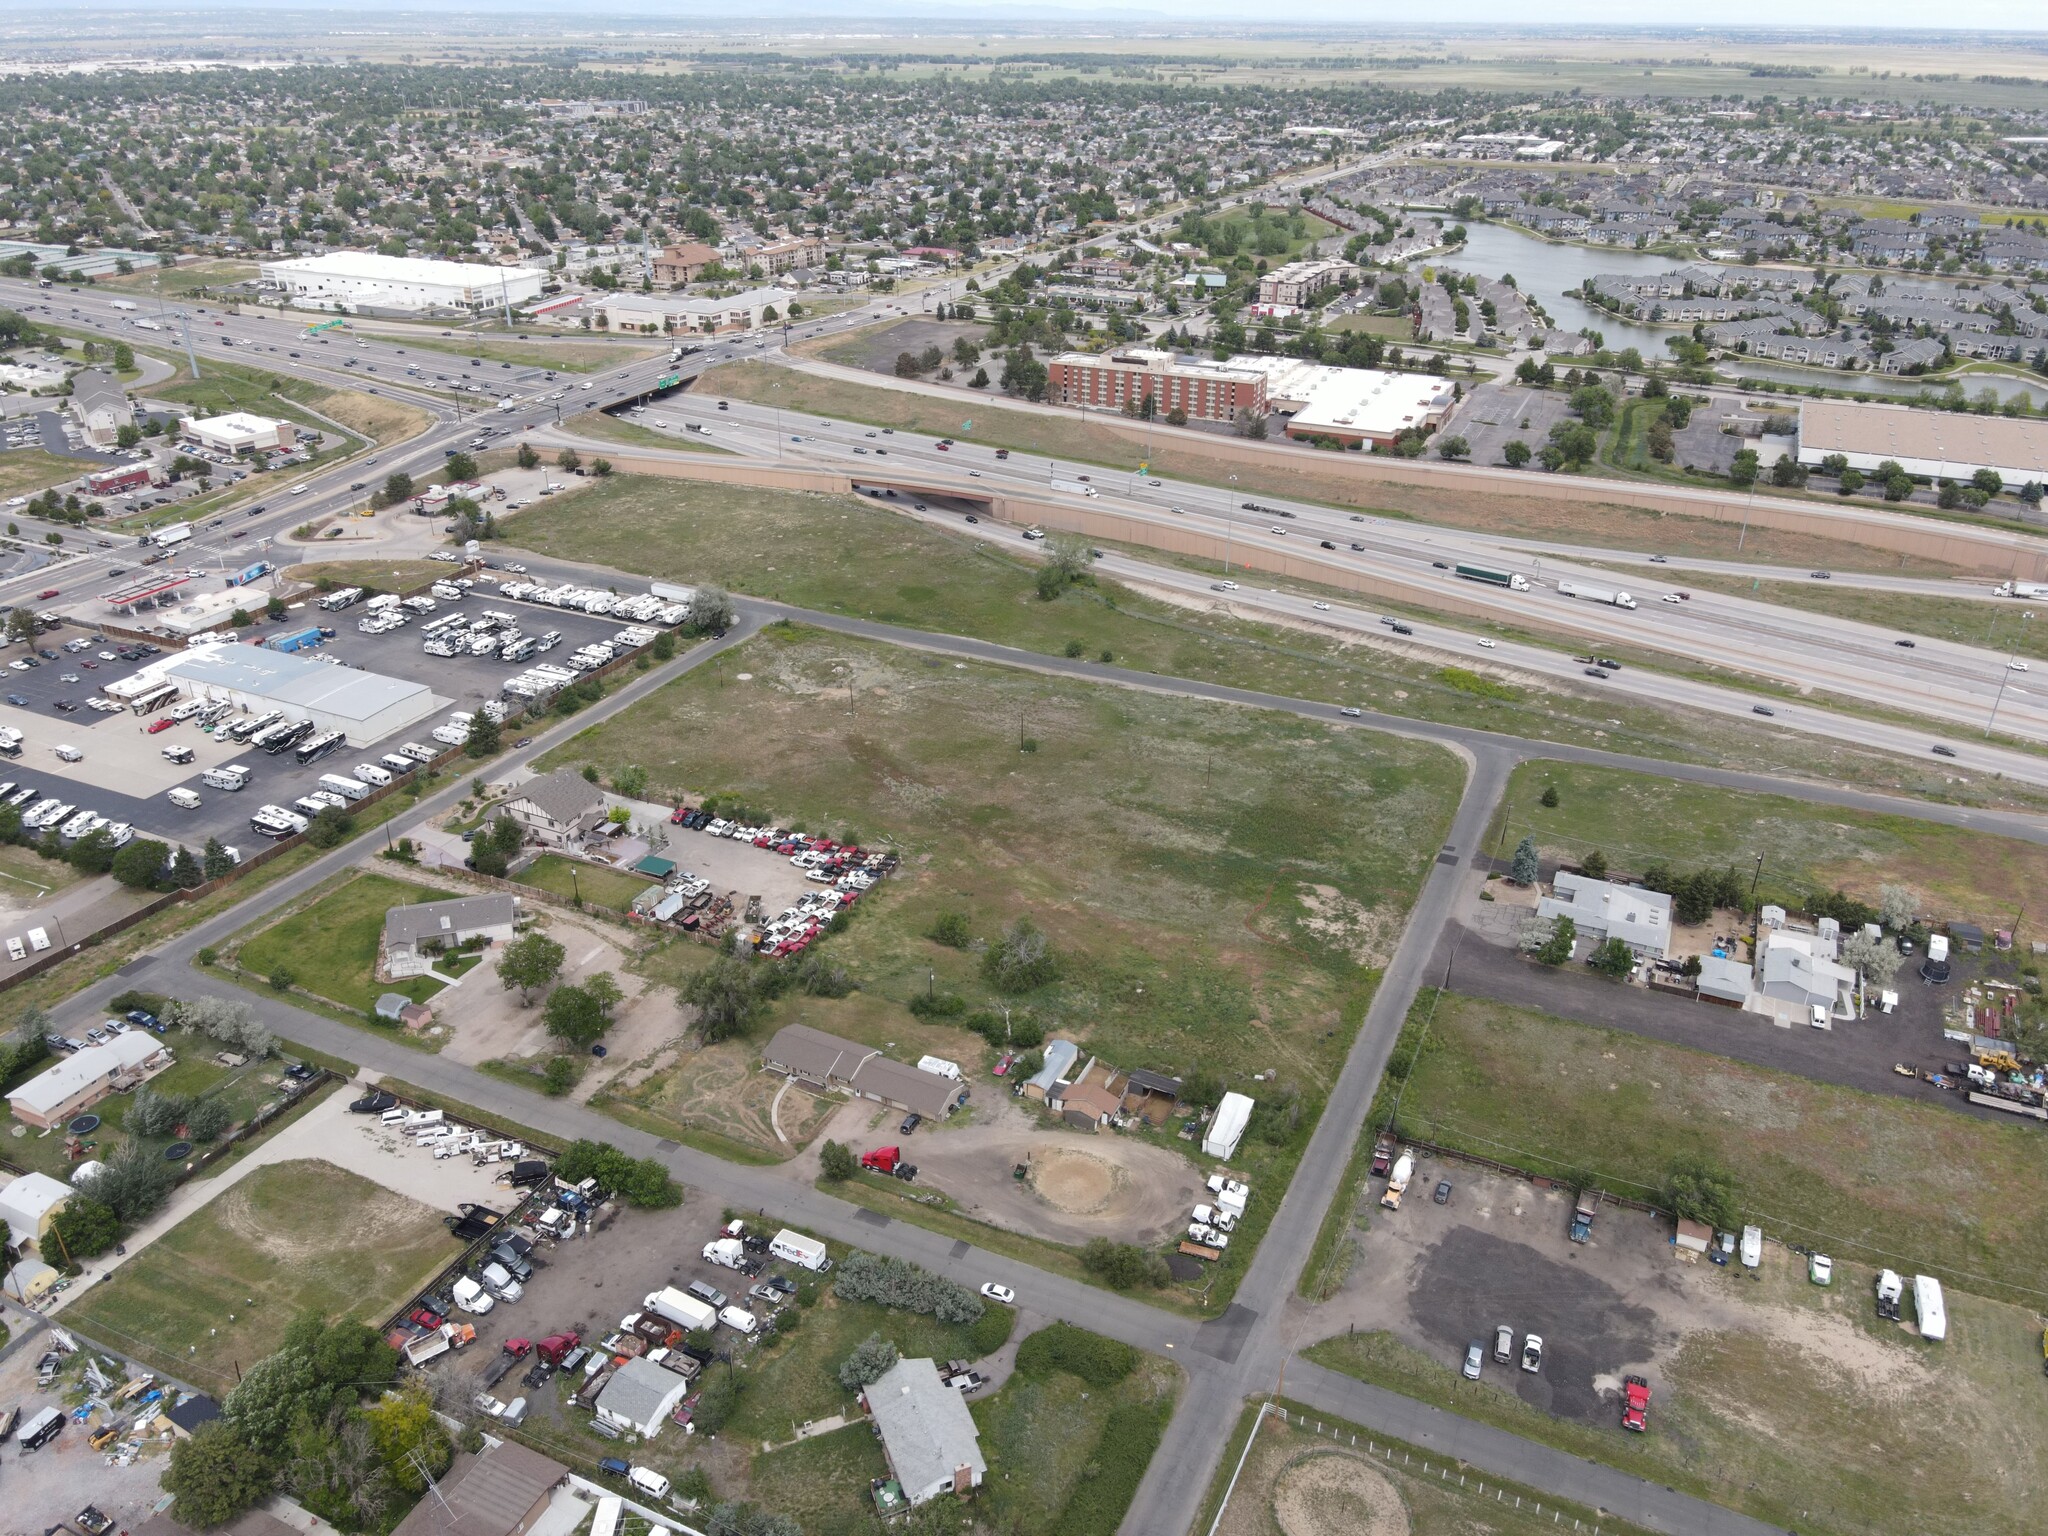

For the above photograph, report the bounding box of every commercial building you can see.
[259,252,546,314]
[1257,258,1358,307]
[861,1357,987,1506]
[161,645,439,745]
[68,368,134,448]
[503,769,608,848]
[388,1441,569,1536]
[8,1033,173,1129]
[0,1171,75,1248]
[1795,398,2048,487]
[652,241,721,286]
[1046,348,1266,423]
[594,1356,690,1437]
[181,411,294,457]
[1536,872,1673,960]
[383,894,520,979]
[1229,356,1458,449]
[597,287,794,336]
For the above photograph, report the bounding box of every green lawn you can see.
[517,853,653,913]
[1306,1256,2048,1536]
[1384,990,2048,1302]
[499,471,1976,800]
[1488,759,2048,923]
[235,870,459,1012]
[65,1159,460,1394]
[745,1424,888,1536]
[0,842,86,900]
[1679,572,2048,665]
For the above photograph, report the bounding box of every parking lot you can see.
[1450,383,1576,468]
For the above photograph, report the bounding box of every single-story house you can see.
[763,1022,875,1091]
[862,1357,987,1506]
[595,1355,690,1437]
[1050,1058,1123,1130]
[1120,1067,1183,1123]
[1537,872,1674,960]
[7,1032,173,1129]
[503,769,608,848]
[0,1171,75,1246]
[1019,1039,1079,1102]
[849,1055,968,1121]
[389,1439,569,1536]
[1694,954,1753,1007]
[1203,1091,1255,1160]
[1757,930,1856,1023]
[163,1392,224,1437]
[383,893,519,979]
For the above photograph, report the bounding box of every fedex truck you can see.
[769,1229,831,1272]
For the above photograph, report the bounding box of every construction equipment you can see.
[1380,1151,1413,1210]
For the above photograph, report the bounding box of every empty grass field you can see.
[285,557,449,593]
[499,472,1979,800]
[234,870,460,1012]
[1488,760,2048,922]
[517,853,651,913]
[0,447,93,500]
[365,333,661,373]
[66,1159,459,1394]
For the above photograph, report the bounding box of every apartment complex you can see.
[1046,348,1266,423]
[652,241,721,286]
[1256,258,1358,307]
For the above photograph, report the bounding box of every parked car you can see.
[1493,1324,1513,1363]
[1463,1342,1484,1380]
[1520,1334,1544,1373]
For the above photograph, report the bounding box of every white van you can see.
[167,788,203,809]
[354,763,393,787]
[717,1305,758,1336]
[627,1466,671,1501]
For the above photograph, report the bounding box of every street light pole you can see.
[1985,611,2033,737]
[1221,474,1238,575]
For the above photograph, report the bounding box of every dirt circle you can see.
[1026,1147,1124,1214]
[1273,1452,1410,1536]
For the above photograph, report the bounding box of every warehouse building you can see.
[596,286,794,336]
[1230,357,1458,449]
[259,252,546,314]
[161,645,439,744]
[1795,398,2048,486]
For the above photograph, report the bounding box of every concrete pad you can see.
[45,708,248,797]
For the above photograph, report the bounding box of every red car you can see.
[994,1053,1014,1076]
[406,1306,445,1330]
[669,805,690,824]
[35,588,58,600]
[146,717,175,734]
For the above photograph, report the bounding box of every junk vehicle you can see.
[1454,563,1532,591]
[1622,1376,1652,1432]
[1556,580,1638,610]
[644,1287,718,1333]
[861,1145,918,1180]
[1370,1133,1395,1178]
[1380,1152,1414,1210]
[1570,1188,1600,1244]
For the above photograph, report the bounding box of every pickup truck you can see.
[1370,1133,1396,1178]
[1570,1188,1600,1244]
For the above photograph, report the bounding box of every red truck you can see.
[1622,1375,1651,1432]
[861,1146,918,1181]
[537,1331,581,1365]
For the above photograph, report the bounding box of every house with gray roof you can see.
[69,368,134,448]
[1695,954,1754,1007]
[383,893,519,978]
[763,1022,875,1090]
[1537,872,1673,960]
[504,769,607,848]
[862,1357,986,1506]
[1020,1038,1079,1102]
[594,1355,690,1437]
[388,1440,568,1536]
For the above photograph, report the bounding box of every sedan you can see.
[1520,1334,1544,1374]
[2010,659,2030,672]
[1312,601,1331,612]
[1269,527,1286,536]
[1433,1180,1453,1205]
[1476,638,1496,649]
[1463,1342,1484,1380]
[1661,593,1682,604]
[979,1283,1015,1305]
[35,588,58,599]
[1932,745,1958,758]
[1339,706,1363,718]
[1752,705,1776,717]
[4,694,25,708]
[146,717,175,733]
[1895,638,1917,648]
[52,700,78,713]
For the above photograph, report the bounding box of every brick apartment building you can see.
[653,242,720,286]
[1257,258,1358,307]
[1046,348,1267,423]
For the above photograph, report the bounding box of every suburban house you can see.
[382,893,520,979]
[862,1357,987,1507]
[7,1033,173,1129]
[1537,872,1674,960]
[0,1171,74,1248]
[388,1440,569,1536]
[1757,929,1857,1025]
[68,368,135,447]
[1019,1039,1080,1102]
[1049,1057,1123,1130]
[504,769,608,848]
[595,1356,690,1437]
[760,1024,968,1120]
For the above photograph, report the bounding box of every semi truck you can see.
[1053,481,1101,499]
[1454,564,1531,592]
[1380,1151,1414,1210]
[861,1145,918,1180]
[701,1237,746,1270]
[1556,580,1638,609]
[1996,582,2048,598]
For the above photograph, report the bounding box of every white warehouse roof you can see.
[164,645,434,731]
[260,252,546,310]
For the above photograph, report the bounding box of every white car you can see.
[979,1283,1015,1305]
[1476,638,1496,649]
[1809,1253,1833,1287]
[1312,601,1331,612]
[1661,593,1682,604]
[1269,526,1286,535]
[1520,1334,1543,1374]
[2010,659,2029,672]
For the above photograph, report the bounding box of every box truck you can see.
[643,1287,718,1332]
[768,1229,831,1272]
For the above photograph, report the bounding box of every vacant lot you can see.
[286,556,449,593]
[310,386,432,447]
[815,316,988,375]
[518,852,649,913]
[500,472,1972,799]
[1385,990,2048,1301]
[66,1159,459,1394]
[378,334,660,372]
[563,409,726,453]
[235,869,460,1012]
[701,362,1957,575]
[1489,760,2048,922]
[597,1037,836,1161]
[0,447,90,499]
[0,842,86,903]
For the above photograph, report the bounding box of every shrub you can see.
[819,1140,857,1181]
[983,917,1057,992]
[542,1056,579,1096]
[691,1370,740,1434]
[1079,1238,1169,1292]
[926,911,972,949]
[968,1303,1016,1357]
[833,1250,983,1323]
[837,1332,899,1391]
[907,990,967,1019]
[1015,1321,1136,1387]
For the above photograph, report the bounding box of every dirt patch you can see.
[1027,1147,1124,1214]
[310,386,433,447]
[1273,1452,1410,1536]
[1296,883,1400,967]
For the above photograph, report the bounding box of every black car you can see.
[900,1112,922,1135]
[1319,540,1336,550]
[1584,667,1609,679]
[284,1063,317,1081]
[1752,704,1776,716]
[1594,656,1622,670]
[53,700,78,712]
[1932,745,1958,758]
[1895,638,1917,648]
[1389,621,1414,635]
[1431,560,1449,569]
[1433,1181,1453,1205]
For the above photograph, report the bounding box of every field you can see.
[65,1159,460,1394]
[1202,1399,1654,1536]
[0,841,87,901]
[309,386,432,448]
[698,361,1959,576]
[563,409,727,453]
[517,852,651,913]
[0,448,93,499]
[1487,760,2048,922]
[498,472,1986,801]
[1306,1242,2048,1536]
[365,333,661,373]
[285,557,449,593]
[1383,991,2048,1301]
[97,258,257,296]
[233,869,461,1012]
[1678,573,2048,665]
[595,1035,837,1163]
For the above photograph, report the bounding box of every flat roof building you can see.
[162,645,438,745]
[1796,399,2048,486]
[182,411,295,457]
[597,287,794,336]
[1047,348,1266,424]
[261,252,545,314]
[1258,258,1358,307]
[1229,356,1458,449]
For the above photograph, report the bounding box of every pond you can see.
[1439,223,1685,352]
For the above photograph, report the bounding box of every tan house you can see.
[1050,1057,1123,1130]
[503,769,608,848]
[653,241,721,286]
[389,1440,569,1536]
[8,1033,173,1129]
[382,893,519,979]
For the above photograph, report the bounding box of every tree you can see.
[1971,467,2003,497]
[203,838,237,881]
[516,442,540,470]
[1729,448,1760,488]
[68,826,116,875]
[112,837,169,889]
[169,845,204,889]
[556,448,582,474]
[1579,848,1608,880]
[1588,937,1636,977]
[1568,384,1615,427]
[819,1140,857,1181]
[983,917,1057,991]
[543,983,607,1049]
[1534,914,1577,965]
[1663,1156,1739,1230]
[468,813,522,878]
[498,930,566,1003]
[363,1380,452,1494]
[1510,835,1539,885]
[1841,929,1903,989]
[48,1194,120,1260]
[926,910,972,948]
[553,1138,680,1207]
[185,1096,234,1142]
[112,342,135,372]
[304,805,355,849]
[584,971,624,1023]
[165,1421,273,1528]
[1878,884,1919,930]
[379,471,415,505]
[591,457,613,478]
[837,1331,900,1391]
[90,1141,179,1222]
[682,950,774,1042]
[443,452,479,482]
[1081,1237,1168,1290]
[1436,434,1470,461]
[687,585,735,635]
[128,1086,190,1138]
[1540,784,1560,808]
[464,711,501,758]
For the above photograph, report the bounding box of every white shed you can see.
[1203,1092,1255,1161]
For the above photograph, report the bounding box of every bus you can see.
[294,731,346,766]
[263,720,315,756]
[128,683,180,716]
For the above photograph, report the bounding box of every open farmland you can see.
[65,1159,459,1394]
[1488,760,2048,923]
